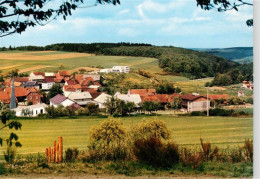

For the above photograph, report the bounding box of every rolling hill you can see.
[194,47,253,64]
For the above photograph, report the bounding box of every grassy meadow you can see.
[0,115,253,158]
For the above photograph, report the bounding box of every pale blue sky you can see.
[0,0,253,48]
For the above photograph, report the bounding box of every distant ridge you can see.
[192,47,253,64]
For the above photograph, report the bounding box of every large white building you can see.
[112,66,130,73]
[13,103,47,117]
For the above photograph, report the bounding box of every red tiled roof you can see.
[33,72,45,76]
[50,94,67,104]
[209,94,229,100]
[59,71,70,76]
[44,77,55,83]
[80,80,93,86]
[14,77,29,83]
[63,85,81,92]
[85,77,94,81]
[181,94,207,101]
[75,74,83,83]
[130,89,156,97]
[54,78,64,83]
[93,82,101,86]
[66,80,78,85]
[5,87,28,97]
[142,93,180,103]
[0,91,11,104]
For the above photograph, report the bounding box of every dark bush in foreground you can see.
[133,136,179,168]
[0,163,5,175]
[65,148,79,162]
[180,148,203,169]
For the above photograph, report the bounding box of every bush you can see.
[133,136,179,167]
[65,148,79,162]
[87,118,128,161]
[200,138,219,161]
[243,139,253,162]
[180,148,203,169]
[86,103,99,115]
[76,107,90,116]
[0,163,5,175]
[190,111,206,116]
[4,147,16,163]
[132,118,172,140]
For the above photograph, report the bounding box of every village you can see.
[0,66,253,117]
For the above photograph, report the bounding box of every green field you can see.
[0,116,253,157]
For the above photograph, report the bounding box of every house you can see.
[29,72,45,81]
[94,93,112,108]
[0,91,17,104]
[50,94,75,107]
[14,77,30,85]
[112,66,130,73]
[67,91,93,106]
[128,89,156,97]
[141,93,181,108]
[42,77,55,90]
[4,87,28,103]
[58,71,71,78]
[114,92,142,106]
[65,80,78,86]
[242,81,253,90]
[24,81,39,89]
[26,87,41,105]
[12,103,47,117]
[63,85,82,97]
[238,91,245,97]
[181,93,210,112]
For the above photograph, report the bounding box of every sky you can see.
[0,0,253,48]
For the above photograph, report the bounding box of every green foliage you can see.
[156,82,180,94]
[75,107,90,116]
[171,97,182,110]
[65,148,79,163]
[138,69,153,78]
[88,118,128,161]
[141,101,161,113]
[132,118,171,140]
[86,103,99,115]
[27,101,33,106]
[104,96,137,116]
[180,148,204,169]
[4,146,16,164]
[133,136,179,168]
[48,84,63,99]
[0,163,5,175]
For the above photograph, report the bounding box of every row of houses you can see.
[99,66,130,73]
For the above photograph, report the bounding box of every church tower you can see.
[10,77,17,109]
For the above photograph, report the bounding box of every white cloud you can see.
[118,9,130,15]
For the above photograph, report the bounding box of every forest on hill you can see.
[1,43,253,85]
[195,47,253,64]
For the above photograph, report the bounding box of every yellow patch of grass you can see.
[0,52,94,61]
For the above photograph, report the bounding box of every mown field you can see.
[0,115,253,158]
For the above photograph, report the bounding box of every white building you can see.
[42,78,55,90]
[94,93,112,109]
[112,66,130,73]
[114,92,141,106]
[45,72,55,77]
[29,72,45,81]
[67,92,93,106]
[13,103,47,117]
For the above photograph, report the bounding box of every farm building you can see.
[67,91,93,106]
[112,66,130,73]
[181,93,210,112]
